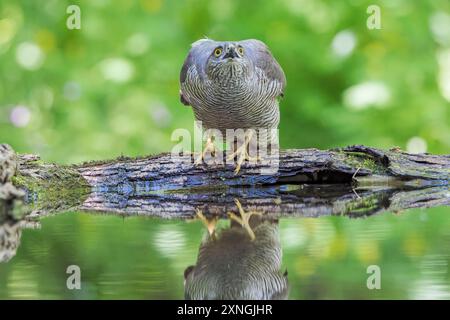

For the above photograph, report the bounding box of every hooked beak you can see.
[223,47,238,59]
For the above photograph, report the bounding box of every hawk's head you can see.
[203,41,253,82]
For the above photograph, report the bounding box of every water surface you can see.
[1,205,450,299]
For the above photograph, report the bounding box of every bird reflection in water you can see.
[184,200,289,300]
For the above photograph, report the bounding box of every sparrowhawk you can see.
[180,39,286,173]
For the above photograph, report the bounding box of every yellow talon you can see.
[196,209,218,237]
[226,130,260,174]
[227,199,262,240]
[194,137,217,165]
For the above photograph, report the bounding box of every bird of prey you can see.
[184,211,289,300]
[180,39,286,173]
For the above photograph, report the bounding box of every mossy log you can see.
[0,144,449,220]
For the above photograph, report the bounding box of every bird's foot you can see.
[227,199,262,241]
[233,152,260,175]
[196,209,218,237]
[194,137,217,165]
[226,131,260,174]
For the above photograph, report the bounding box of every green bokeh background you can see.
[1,0,449,163]
[1,0,450,300]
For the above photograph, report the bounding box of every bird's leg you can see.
[227,199,262,241]
[194,136,217,165]
[226,130,260,174]
[196,209,218,237]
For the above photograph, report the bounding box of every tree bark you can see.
[1,144,449,220]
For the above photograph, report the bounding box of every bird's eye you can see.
[214,47,222,57]
[237,46,244,55]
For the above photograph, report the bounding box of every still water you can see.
[1,205,450,299]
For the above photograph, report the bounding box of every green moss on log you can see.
[336,151,387,175]
[12,167,91,213]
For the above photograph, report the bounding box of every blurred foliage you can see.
[1,0,450,300]
[1,207,450,299]
[0,0,449,164]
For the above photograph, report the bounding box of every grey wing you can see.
[240,39,286,97]
[179,50,195,106]
[179,39,217,106]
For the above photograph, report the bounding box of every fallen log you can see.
[0,144,449,219]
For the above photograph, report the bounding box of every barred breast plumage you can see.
[184,218,288,300]
[180,39,286,134]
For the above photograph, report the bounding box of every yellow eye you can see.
[237,46,244,55]
[214,47,222,57]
